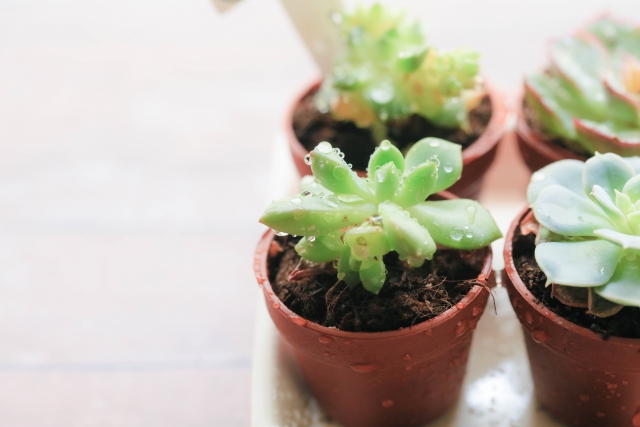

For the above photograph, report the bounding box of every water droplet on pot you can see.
[317,141,333,154]
[532,329,550,343]
[450,227,463,241]
[579,394,590,402]
[423,329,433,337]
[349,363,380,373]
[454,320,467,337]
[472,306,482,317]
[402,354,412,361]
[291,316,308,326]
[319,335,333,344]
[323,352,330,357]
[273,302,280,309]
[525,312,533,324]
[344,339,353,345]
[381,399,394,408]
[304,154,311,165]
[455,302,464,310]
[608,383,618,390]
[623,380,629,385]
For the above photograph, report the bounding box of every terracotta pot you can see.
[515,98,586,173]
[503,207,640,427]
[286,79,508,199]
[254,212,494,427]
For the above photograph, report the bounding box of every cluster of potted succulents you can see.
[287,4,508,199]
[255,7,640,427]
[518,16,640,171]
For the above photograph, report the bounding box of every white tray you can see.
[251,132,565,427]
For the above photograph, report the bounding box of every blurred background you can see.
[0,0,639,426]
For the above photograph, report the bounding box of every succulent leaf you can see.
[379,202,435,267]
[527,159,585,202]
[393,161,438,208]
[344,224,390,261]
[373,161,401,201]
[309,142,374,200]
[408,200,502,249]
[296,236,344,263]
[535,240,624,287]
[532,185,614,236]
[359,257,386,294]
[594,258,640,307]
[404,138,462,193]
[583,152,635,199]
[368,140,405,173]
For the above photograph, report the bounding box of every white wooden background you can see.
[0,0,638,426]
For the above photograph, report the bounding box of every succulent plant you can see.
[527,152,640,317]
[525,17,640,156]
[260,138,501,294]
[315,3,484,137]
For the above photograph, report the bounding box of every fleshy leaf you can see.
[590,184,628,227]
[393,161,438,208]
[299,175,333,196]
[603,78,640,126]
[373,161,401,202]
[594,258,640,307]
[344,224,390,261]
[367,140,405,175]
[295,236,344,263]
[379,202,435,267]
[532,185,613,236]
[408,199,502,249]
[594,228,640,250]
[404,138,462,193]
[576,120,640,157]
[583,152,635,200]
[527,159,585,203]
[260,195,376,236]
[309,142,373,200]
[359,257,386,294]
[535,240,624,287]
[549,36,607,115]
[624,156,640,174]
[524,75,577,139]
[622,174,640,202]
[615,189,633,214]
[337,247,360,288]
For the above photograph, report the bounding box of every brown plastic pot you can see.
[503,207,640,427]
[286,79,508,199]
[515,98,586,173]
[254,212,494,427]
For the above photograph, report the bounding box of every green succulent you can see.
[528,152,640,316]
[525,17,640,156]
[260,138,501,294]
[315,3,484,136]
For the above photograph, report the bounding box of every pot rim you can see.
[254,220,493,342]
[515,96,587,164]
[286,77,508,172]
[504,205,640,347]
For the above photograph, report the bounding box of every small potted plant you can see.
[255,137,501,427]
[503,152,640,427]
[287,4,507,199]
[518,16,640,172]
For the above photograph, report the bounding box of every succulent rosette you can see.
[260,138,501,294]
[315,3,484,136]
[525,17,640,156]
[528,152,640,316]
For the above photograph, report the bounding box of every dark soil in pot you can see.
[269,235,482,332]
[293,88,492,171]
[511,228,640,339]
